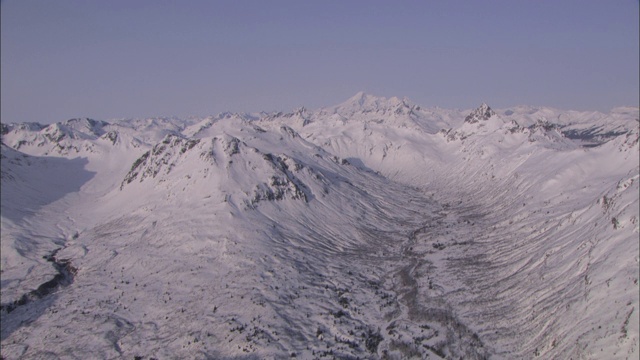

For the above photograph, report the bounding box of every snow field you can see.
[1,96,638,359]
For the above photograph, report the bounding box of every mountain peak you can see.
[465,103,496,124]
[344,91,377,106]
[335,92,413,115]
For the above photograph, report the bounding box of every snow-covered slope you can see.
[1,94,638,359]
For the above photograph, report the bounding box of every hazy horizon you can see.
[2,0,638,124]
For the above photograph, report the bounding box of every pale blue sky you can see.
[1,0,638,123]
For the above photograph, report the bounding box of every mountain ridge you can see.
[1,93,638,359]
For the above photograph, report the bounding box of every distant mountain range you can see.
[1,94,638,359]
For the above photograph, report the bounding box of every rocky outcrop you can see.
[464,103,496,124]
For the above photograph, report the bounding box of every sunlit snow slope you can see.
[1,95,638,359]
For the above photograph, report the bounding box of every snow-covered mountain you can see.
[1,94,638,359]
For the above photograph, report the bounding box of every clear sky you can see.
[1,0,638,123]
